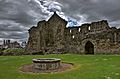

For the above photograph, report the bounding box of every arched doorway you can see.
[85,41,94,54]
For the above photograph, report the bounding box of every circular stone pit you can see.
[20,58,74,73]
[32,58,61,70]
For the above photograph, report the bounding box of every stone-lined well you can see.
[32,58,61,70]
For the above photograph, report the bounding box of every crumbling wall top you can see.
[37,20,46,26]
[28,26,37,33]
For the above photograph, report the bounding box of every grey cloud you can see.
[0,31,28,39]
[0,0,37,25]
[0,23,27,32]
[58,0,120,24]
[0,0,63,43]
[0,0,120,44]
[0,0,34,43]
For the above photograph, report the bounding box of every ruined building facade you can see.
[26,12,120,54]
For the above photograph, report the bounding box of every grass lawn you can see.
[0,54,120,79]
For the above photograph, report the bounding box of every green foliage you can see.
[0,49,3,52]
[3,48,24,53]
[2,48,25,55]
[0,54,120,79]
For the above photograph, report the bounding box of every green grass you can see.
[0,54,120,79]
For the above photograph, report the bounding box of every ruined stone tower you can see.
[26,12,120,55]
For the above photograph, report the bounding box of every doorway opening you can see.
[85,41,94,54]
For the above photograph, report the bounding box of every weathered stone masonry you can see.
[26,12,120,54]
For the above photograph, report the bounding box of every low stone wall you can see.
[33,58,61,70]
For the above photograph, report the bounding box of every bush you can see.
[0,48,5,55]
[3,48,25,56]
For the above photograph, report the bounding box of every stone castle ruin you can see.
[25,12,120,55]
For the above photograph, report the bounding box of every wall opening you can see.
[72,35,75,39]
[78,28,81,32]
[88,26,91,30]
[85,41,94,54]
[70,29,72,33]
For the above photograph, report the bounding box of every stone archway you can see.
[85,41,94,54]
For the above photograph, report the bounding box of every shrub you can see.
[3,48,25,56]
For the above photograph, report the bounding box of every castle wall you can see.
[64,20,120,54]
[26,12,120,55]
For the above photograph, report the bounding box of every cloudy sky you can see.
[0,0,120,44]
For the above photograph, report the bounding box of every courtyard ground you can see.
[0,54,120,79]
